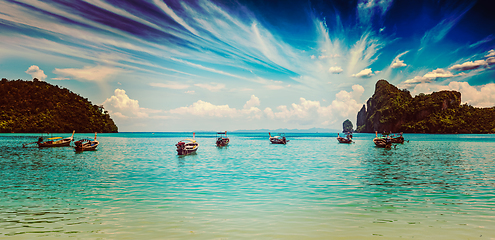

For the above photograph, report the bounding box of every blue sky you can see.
[1,0,494,132]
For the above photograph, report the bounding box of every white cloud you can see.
[423,68,455,79]
[265,84,365,126]
[185,90,195,94]
[447,82,495,107]
[194,82,226,91]
[169,100,236,117]
[25,65,47,80]
[405,68,458,84]
[486,57,495,65]
[150,82,189,89]
[329,66,343,74]
[352,68,374,78]
[244,95,260,109]
[103,89,148,118]
[449,60,487,71]
[168,95,262,119]
[391,51,408,68]
[485,49,495,57]
[53,65,121,82]
[411,81,495,108]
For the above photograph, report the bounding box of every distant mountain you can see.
[0,78,118,133]
[356,80,495,133]
[233,127,340,133]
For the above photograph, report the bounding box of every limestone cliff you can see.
[356,80,495,133]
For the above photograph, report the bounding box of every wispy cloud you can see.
[419,2,475,51]
[53,65,122,82]
[390,51,409,68]
[150,82,190,90]
[194,83,226,92]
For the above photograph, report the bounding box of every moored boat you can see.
[269,132,288,144]
[216,131,229,147]
[337,132,353,143]
[176,133,199,155]
[23,130,75,148]
[390,132,405,143]
[74,132,99,151]
[373,131,392,148]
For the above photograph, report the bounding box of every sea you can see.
[0,132,494,239]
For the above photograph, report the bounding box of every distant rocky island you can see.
[356,80,495,134]
[0,78,118,133]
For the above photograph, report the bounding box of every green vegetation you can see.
[0,78,118,133]
[342,119,353,132]
[356,80,495,133]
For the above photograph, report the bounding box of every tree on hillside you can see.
[0,78,118,133]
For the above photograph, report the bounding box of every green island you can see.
[1,78,118,133]
[356,80,495,134]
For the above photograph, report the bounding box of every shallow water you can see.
[1,132,494,239]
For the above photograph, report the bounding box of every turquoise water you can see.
[1,132,494,239]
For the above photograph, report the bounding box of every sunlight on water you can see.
[0,133,494,239]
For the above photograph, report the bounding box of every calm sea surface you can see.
[0,132,494,239]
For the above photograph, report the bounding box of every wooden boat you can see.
[74,132,99,151]
[373,131,392,148]
[216,131,229,147]
[390,132,405,143]
[269,132,288,144]
[337,132,353,143]
[23,131,75,148]
[176,133,199,155]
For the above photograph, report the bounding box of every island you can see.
[356,80,495,133]
[0,78,118,133]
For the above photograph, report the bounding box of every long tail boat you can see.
[216,131,230,147]
[74,132,99,151]
[176,133,199,155]
[390,132,405,143]
[337,132,353,143]
[23,130,75,148]
[269,132,288,144]
[373,131,392,148]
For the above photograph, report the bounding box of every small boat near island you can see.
[373,131,392,148]
[216,131,229,147]
[23,130,75,148]
[74,132,99,151]
[176,133,199,155]
[269,132,288,144]
[337,132,353,143]
[390,132,405,143]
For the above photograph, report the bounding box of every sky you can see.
[1,0,494,132]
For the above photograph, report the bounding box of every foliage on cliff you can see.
[356,80,495,133]
[0,78,118,133]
